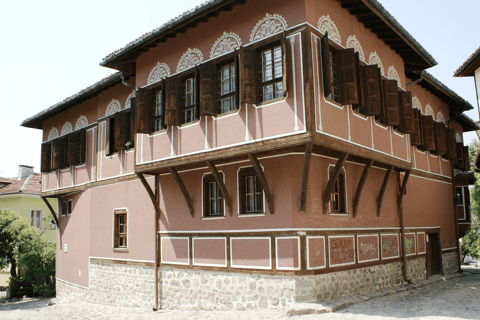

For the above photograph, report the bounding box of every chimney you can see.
[18,165,34,180]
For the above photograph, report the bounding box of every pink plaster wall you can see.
[276,237,299,269]
[192,238,227,266]
[307,237,326,269]
[231,238,271,268]
[161,238,189,265]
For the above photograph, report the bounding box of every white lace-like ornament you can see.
[61,122,73,136]
[147,62,170,84]
[456,133,462,142]
[48,128,59,141]
[424,104,434,118]
[412,96,422,112]
[105,99,121,116]
[125,91,136,109]
[318,15,341,44]
[210,32,242,59]
[387,66,401,88]
[346,35,364,61]
[177,48,203,73]
[437,112,445,124]
[75,116,88,130]
[250,13,287,43]
[368,52,384,75]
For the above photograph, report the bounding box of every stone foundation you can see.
[56,279,89,303]
[442,251,459,275]
[407,256,426,282]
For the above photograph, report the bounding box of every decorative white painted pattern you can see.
[75,115,88,130]
[456,133,462,142]
[368,52,384,75]
[210,32,242,58]
[250,13,287,43]
[61,122,73,136]
[48,127,59,141]
[147,62,170,84]
[437,112,445,124]
[105,99,121,116]
[412,96,422,112]
[125,91,136,109]
[177,48,203,73]
[318,15,341,44]
[346,35,364,61]
[387,66,401,88]
[424,104,434,118]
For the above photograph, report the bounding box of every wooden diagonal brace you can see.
[353,159,374,218]
[167,168,194,217]
[206,161,234,217]
[136,173,162,217]
[397,171,410,216]
[322,153,349,214]
[248,153,274,214]
[299,142,313,214]
[377,166,394,217]
[41,196,60,227]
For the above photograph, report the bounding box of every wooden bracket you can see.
[41,196,60,227]
[167,168,194,217]
[136,173,162,217]
[248,153,274,214]
[322,153,349,214]
[377,166,394,217]
[206,161,234,217]
[299,142,313,213]
[353,159,374,218]
[397,171,411,216]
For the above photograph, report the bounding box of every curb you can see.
[286,272,465,317]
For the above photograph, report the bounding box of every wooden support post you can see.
[136,173,162,217]
[322,153,349,214]
[353,160,374,218]
[299,142,313,214]
[167,168,194,217]
[377,166,394,217]
[248,153,274,214]
[41,196,60,227]
[206,161,234,217]
[397,171,410,216]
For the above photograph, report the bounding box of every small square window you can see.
[114,209,127,249]
[239,168,263,214]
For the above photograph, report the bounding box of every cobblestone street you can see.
[1,266,479,320]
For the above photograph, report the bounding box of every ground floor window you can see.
[239,167,263,214]
[114,209,127,249]
[31,210,42,230]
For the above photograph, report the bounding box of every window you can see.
[203,174,224,217]
[327,46,341,103]
[31,210,42,230]
[67,199,72,215]
[239,167,263,214]
[218,62,236,113]
[259,45,283,102]
[153,89,164,131]
[329,168,346,213]
[181,77,196,124]
[114,209,127,249]
[456,187,464,206]
[106,110,134,155]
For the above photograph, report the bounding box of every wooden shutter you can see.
[421,115,435,150]
[115,112,128,151]
[136,88,152,133]
[456,142,464,169]
[434,122,447,155]
[446,128,456,159]
[41,142,52,172]
[352,51,365,113]
[66,133,78,166]
[52,137,66,169]
[239,46,257,104]
[464,146,470,171]
[362,65,383,116]
[382,80,400,126]
[410,109,422,146]
[164,76,181,126]
[105,117,115,155]
[194,66,200,120]
[398,91,414,134]
[199,61,216,115]
[78,129,86,164]
[282,33,288,98]
[338,48,359,105]
[321,32,332,99]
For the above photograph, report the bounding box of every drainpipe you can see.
[153,175,160,311]
[450,133,463,273]
[398,173,408,282]
[406,70,425,87]
[121,72,136,90]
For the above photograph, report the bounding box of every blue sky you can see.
[0,0,479,177]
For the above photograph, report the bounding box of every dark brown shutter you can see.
[194,66,200,120]
[66,133,78,166]
[106,117,115,156]
[446,128,456,159]
[421,115,435,151]
[129,97,136,142]
[164,76,181,126]
[382,80,400,126]
[338,48,358,105]
[352,52,364,113]
[398,91,414,134]
[465,187,471,218]
[362,65,383,116]
[464,146,470,171]
[282,33,288,97]
[115,112,128,151]
[456,142,464,169]
[239,46,257,104]
[41,142,52,172]
[52,137,66,169]
[321,32,332,99]
[199,61,216,115]
[434,122,447,155]
[410,109,422,146]
[78,129,86,164]
[136,88,152,133]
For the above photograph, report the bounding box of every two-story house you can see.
[22,0,478,310]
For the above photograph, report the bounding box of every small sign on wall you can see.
[64,243,68,253]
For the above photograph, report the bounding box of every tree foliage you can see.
[0,209,55,297]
